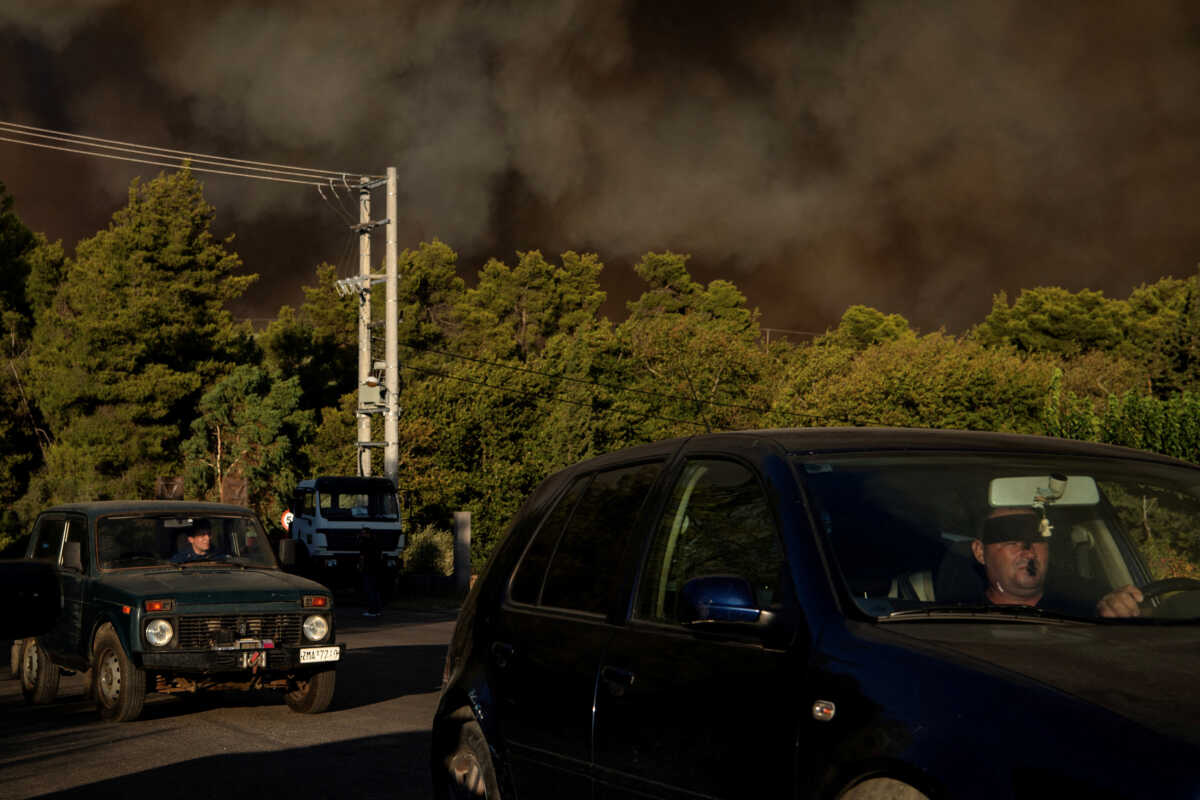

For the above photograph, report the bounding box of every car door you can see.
[593,451,807,800]
[56,513,92,665]
[28,515,69,657]
[490,460,664,799]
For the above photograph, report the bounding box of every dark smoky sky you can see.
[3,1,1200,335]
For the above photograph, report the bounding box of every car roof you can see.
[558,427,1197,471]
[40,500,256,520]
[717,427,1197,467]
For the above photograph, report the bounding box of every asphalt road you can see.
[0,604,459,799]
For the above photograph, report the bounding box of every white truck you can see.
[282,476,405,589]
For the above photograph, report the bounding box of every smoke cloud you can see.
[2,0,1200,333]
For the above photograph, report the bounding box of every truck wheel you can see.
[20,639,60,704]
[285,667,336,713]
[92,625,146,722]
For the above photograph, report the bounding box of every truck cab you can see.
[286,476,406,587]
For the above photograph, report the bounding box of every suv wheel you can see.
[436,712,499,800]
[92,625,146,722]
[20,639,60,704]
[285,668,336,713]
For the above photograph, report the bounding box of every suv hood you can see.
[891,621,1200,747]
[101,568,328,606]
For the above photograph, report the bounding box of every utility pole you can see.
[357,177,373,477]
[384,166,400,484]
[341,169,398,485]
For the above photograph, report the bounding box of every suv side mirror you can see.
[679,575,763,625]
[278,538,299,567]
[679,575,793,643]
[62,542,83,573]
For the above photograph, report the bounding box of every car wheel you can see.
[92,625,146,722]
[839,777,930,800]
[437,714,499,800]
[285,668,336,713]
[10,638,23,679]
[20,639,60,704]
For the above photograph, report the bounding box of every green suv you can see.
[12,501,342,722]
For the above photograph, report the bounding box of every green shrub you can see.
[402,524,454,576]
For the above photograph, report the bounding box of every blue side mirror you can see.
[679,575,762,625]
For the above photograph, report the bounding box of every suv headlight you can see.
[145,618,174,647]
[303,615,329,642]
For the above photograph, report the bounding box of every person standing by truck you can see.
[358,526,383,617]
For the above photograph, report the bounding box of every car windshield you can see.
[797,453,1200,622]
[97,514,279,570]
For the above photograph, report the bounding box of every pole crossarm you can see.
[350,218,390,233]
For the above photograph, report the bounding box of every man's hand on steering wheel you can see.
[1096,584,1143,618]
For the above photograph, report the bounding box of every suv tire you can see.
[285,667,336,713]
[92,625,146,722]
[20,639,60,704]
[436,712,499,800]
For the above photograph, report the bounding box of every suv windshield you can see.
[98,514,278,570]
[797,454,1200,622]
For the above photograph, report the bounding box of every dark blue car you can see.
[432,428,1200,799]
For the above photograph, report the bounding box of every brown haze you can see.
[2,0,1200,334]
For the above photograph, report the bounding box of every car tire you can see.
[20,639,60,704]
[92,625,146,722]
[10,638,23,679]
[436,713,499,800]
[839,777,930,800]
[285,667,336,713]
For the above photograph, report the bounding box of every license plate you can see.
[299,646,340,664]
[240,650,267,668]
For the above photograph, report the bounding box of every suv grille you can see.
[177,614,303,649]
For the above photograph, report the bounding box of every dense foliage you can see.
[2,170,1200,577]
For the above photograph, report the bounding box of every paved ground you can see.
[0,602,459,799]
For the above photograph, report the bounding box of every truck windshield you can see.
[98,514,279,570]
[318,490,399,521]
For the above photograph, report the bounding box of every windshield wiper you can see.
[880,604,1091,624]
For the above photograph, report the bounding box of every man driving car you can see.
[171,521,216,563]
[971,508,1143,617]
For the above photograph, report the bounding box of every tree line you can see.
[2,169,1199,573]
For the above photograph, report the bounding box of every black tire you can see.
[20,638,60,704]
[10,638,23,679]
[285,668,336,713]
[92,625,146,722]
[436,713,499,800]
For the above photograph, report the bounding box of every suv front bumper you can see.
[140,642,344,673]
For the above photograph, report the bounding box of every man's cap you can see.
[979,508,1046,544]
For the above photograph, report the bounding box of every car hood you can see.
[889,621,1200,747]
[101,568,328,606]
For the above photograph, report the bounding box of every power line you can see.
[0,119,380,180]
[0,134,326,186]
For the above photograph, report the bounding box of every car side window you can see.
[509,476,589,605]
[538,462,663,614]
[63,515,90,571]
[298,490,315,516]
[29,516,66,563]
[636,458,785,624]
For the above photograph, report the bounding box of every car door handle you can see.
[600,666,636,697]
[491,641,514,669]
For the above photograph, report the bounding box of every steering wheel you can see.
[1139,577,1200,603]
